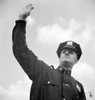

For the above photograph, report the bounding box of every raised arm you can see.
[12,4,46,81]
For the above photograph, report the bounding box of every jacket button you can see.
[59,68,62,70]
[47,81,50,84]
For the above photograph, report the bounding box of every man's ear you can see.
[75,58,78,64]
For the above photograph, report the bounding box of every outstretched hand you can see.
[19,4,34,20]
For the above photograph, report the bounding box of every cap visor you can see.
[62,45,77,51]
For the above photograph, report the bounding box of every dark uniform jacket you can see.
[12,20,86,100]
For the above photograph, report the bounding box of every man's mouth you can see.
[64,56,70,58]
[63,56,70,59]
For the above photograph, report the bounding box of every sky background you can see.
[0,0,95,100]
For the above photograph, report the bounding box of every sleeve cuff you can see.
[15,20,27,29]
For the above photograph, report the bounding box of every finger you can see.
[26,4,32,7]
[26,4,33,9]
[31,7,34,10]
[26,4,34,11]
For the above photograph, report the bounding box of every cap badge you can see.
[67,41,73,45]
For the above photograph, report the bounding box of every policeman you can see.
[12,4,86,100]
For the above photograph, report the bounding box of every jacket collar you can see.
[57,66,71,76]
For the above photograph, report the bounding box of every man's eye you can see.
[68,50,74,54]
[68,51,74,54]
[62,50,67,53]
[62,49,74,54]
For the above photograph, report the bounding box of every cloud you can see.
[0,76,32,100]
[37,18,94,49]
[72,62,95,80]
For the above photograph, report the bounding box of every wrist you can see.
[18,14,27,21]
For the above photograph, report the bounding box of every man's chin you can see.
[62,59,72,64]
[63,60,70,63]
[62,60,73,67]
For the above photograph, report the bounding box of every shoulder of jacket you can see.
[75,79,83,86]
[72,77,80,84]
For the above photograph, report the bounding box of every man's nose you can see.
[65,51,69,55]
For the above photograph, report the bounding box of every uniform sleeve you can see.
[12,20,45,81]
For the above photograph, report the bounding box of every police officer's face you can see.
[59,48,78,66]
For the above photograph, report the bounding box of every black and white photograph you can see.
[0,0,95,100]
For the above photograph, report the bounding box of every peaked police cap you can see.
[56,40,82,60]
